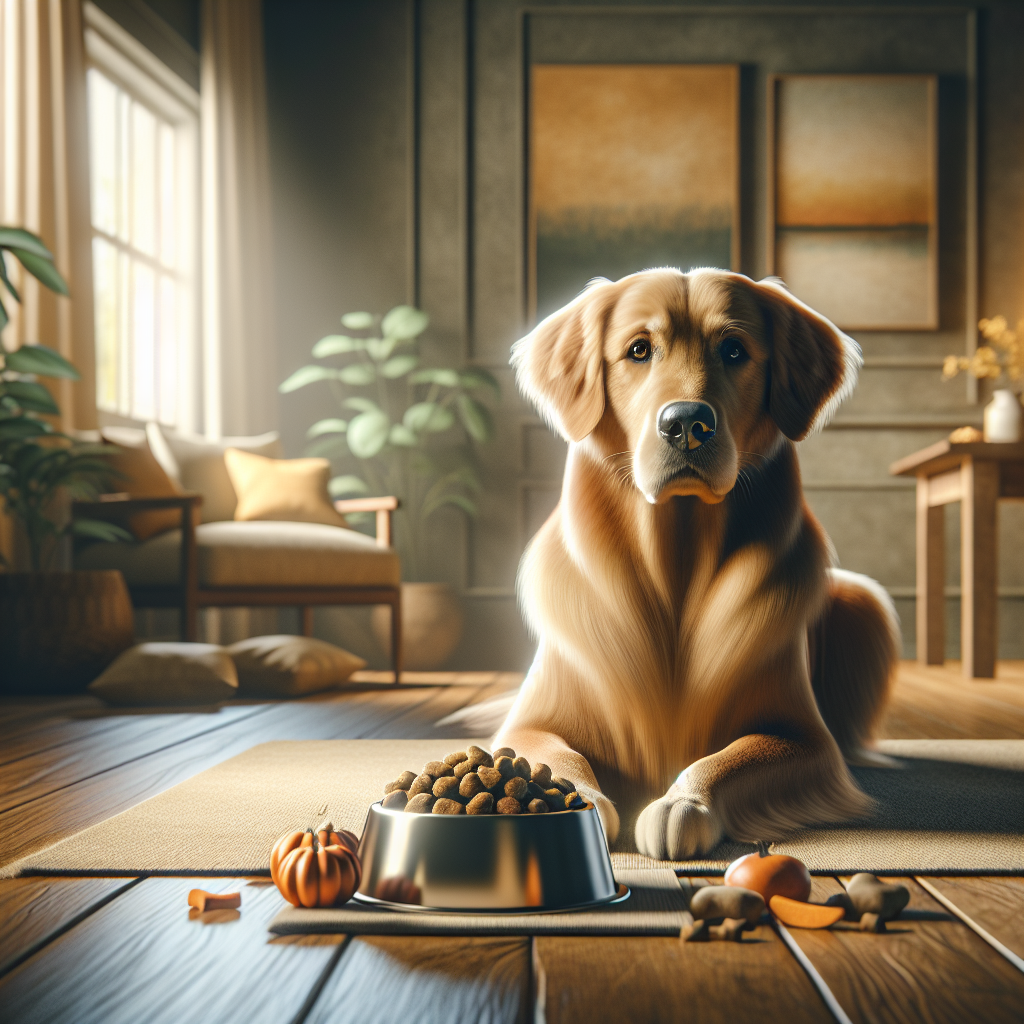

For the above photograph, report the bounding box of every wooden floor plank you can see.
[0,705,270,812]
[305,936,530,1024]
[0,877,342,1024]
[916,876,1024,961]
[0,685,444,870]
[0,877,137,979]
[786,876,1024,1023]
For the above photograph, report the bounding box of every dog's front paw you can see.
[635,789,723,860]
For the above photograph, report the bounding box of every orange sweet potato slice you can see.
[769,895,844,929]
[187,889,241,912]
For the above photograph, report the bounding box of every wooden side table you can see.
[891,439,1024,678]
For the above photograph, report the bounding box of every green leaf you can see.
[341,311,374,330]
[0,294,7,333]
[0,417,51,439]
[304,435,350,459]
[279,365,338,393]
[458,367,501,398]
[328,474,369,497]
[0,380,59,414]
[347,410,390,458]
[381,305,429,340]
[306,418,348,438]
[381,354,418,379]
[9,248,69,296]
[403,401,454,433]
[344,396,381,414]
[388,423,418,447]
[338,363,376,386]
[0,252,21,303]
[365,337,396,362]
[312,334,365,357]
[409,367,460,388]
[4,344,80,379]
[422,492,478,519]
[0,227,54,258]
[71,518,133,543]
[456,394,495,442]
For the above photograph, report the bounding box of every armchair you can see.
[72,492,402,682]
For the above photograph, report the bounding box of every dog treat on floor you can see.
[187,889,241,912]
[768,895,845,929]
[709,918,749,942]
[681,918,711,942]
[845,873,910,920]
[859,912,887,933]
[689,885,765,925]
[385,747,592,814]
[724,852,812,904]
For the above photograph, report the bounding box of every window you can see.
[85,5,199,429]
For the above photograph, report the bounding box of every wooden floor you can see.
[0,661,1021,1023]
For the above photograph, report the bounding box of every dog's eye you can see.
[720,337,748,365]
[627,338,652,362]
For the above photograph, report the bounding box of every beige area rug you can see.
[4,739,1022,878]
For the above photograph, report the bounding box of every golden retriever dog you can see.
[493,268,900,858]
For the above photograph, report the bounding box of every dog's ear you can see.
[748,277,861,440]
[511,278,620,442]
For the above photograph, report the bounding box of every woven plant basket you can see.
[0,570,135,695]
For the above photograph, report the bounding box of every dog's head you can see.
[512,268,860,504]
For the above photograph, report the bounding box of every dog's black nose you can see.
[657,401,717,450]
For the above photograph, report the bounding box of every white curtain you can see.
[200,0,276,438]
[0,0,96,433]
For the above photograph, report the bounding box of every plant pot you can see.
[372,582,464,671]
[0,570,135,695]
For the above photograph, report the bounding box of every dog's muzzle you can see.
[657,401,717,451]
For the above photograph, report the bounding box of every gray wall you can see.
[264,0,1024,668]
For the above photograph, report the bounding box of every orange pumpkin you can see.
[270,828,362,908]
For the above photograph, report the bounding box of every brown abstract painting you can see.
[771,75,938,330]
[531,65,738,320]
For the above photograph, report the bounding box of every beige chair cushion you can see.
[224,449,348,528]
[99,428,184,540]
[227,635,366,697]
[88,643,238,705]
[146,423,282,523]
[75,520,400,588]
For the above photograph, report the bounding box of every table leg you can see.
[960,458,999,678]
[916,475,945,665]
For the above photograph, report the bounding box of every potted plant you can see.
[944,317,1023,442]
[280,305,499,668]
[0,227,134,694]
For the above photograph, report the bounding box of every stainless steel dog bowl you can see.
[354,802,619,911]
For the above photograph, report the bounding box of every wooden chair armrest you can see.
[334,496,400,548]
[72,493,203,515]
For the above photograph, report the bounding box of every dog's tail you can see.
[809,568,901,766]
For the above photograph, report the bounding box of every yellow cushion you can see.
[227,635,366,697]
[88,643,238,705]
[99,430,183,541]
[224,449,348,528]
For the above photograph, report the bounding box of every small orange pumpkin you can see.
[270,828,362,908]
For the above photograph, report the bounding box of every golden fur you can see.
[494,268,900,858]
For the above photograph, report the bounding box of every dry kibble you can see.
[432,776,462,801]
[384,770,417,794]
[444,751,469,767]
[494,756,516,781]
[405,793,436,814]
[408,773,435,797]
[432,798,465,815]
[454,760,476,780]
[542,788,566,811]
[459,772,486,799]
[465,745,494,769]
[526,781,547,801]
[527,799,549,814]
[492,746,515,759]
[382,790,408,810]
[504,776,528,801]
[477,766,503,791]
[564,792,586,810]
[550,776,574,795]
[466,792,495,815]
[496,796,522,815]
[531,764,552,789]
[423,760,454,779]
[511,756,532,781]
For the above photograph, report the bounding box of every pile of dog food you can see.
[380,745,590,815]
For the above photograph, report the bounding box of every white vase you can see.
[983,388,1022,443]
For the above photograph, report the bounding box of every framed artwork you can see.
[530,64,739,321]
[768,75,938,331]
